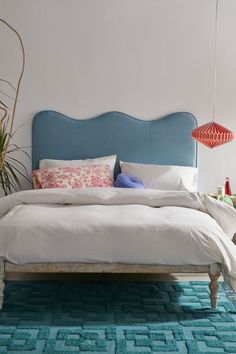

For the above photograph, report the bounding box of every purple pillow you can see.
[114,173,144,188]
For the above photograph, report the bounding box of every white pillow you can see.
[39,155,117,173]
[120,162,198,191]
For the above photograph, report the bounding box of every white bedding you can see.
[0,188,236,289]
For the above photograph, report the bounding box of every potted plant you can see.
[0,19,30,195]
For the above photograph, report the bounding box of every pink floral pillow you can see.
[32,164,113,189]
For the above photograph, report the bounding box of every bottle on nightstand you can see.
[225,177,232,196]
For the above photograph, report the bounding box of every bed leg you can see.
[0,261,5,310]
[208,264,221,309]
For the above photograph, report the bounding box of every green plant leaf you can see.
[0,118,31,194]
[7,143,31,159]
[6,158,31,184]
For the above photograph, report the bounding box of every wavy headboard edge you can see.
[32,111,198,173]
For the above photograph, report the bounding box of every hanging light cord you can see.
[212,0,219,122]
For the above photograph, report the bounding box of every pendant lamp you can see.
[192,0,234,148]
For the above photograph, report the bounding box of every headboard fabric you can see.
[32,111,198,173]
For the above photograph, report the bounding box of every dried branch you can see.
[0,19,25,171]
[0,79,17,92]
[0,79,17,100]
[0,89,15,101]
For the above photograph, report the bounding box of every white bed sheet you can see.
[0,188,235,288]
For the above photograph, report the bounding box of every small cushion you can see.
[114,173,144,189]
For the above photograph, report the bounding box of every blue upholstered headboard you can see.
[32,111,198,172]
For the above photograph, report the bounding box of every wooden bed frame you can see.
[0,262,221,309]
[0,111,224,309]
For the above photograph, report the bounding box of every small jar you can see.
[217,186,225,196]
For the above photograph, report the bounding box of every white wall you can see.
[1,0,236,193]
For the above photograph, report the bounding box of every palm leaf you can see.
[4,161,22,190]
[6,156,29,176]
[0,165,18,195]
[7,144,31,159]
[5,158,31,184]
[0,119,31,194]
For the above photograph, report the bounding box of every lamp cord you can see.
[213,0,219,122]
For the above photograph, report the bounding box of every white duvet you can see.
[0,188,236,289]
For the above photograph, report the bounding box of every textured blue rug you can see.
[0,281,236,353]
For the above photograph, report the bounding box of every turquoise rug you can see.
[0,281,236,353]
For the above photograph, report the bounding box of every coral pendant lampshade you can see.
[192,121,234,148]
[192,0,234,149]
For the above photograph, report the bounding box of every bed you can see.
[0,110,235,310]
